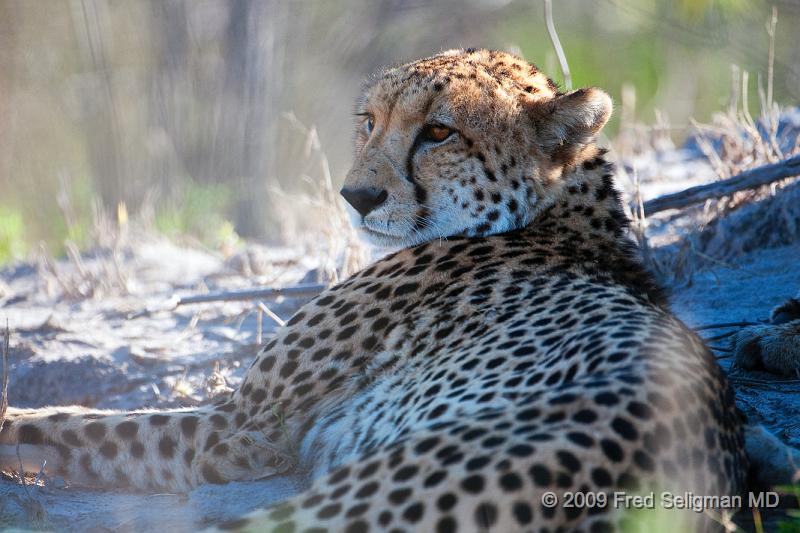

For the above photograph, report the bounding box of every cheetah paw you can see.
[195,431,295,485]
[732,298,800,376]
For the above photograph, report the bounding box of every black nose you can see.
[340,187,388,217]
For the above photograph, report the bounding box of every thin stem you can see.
[0,322,8,435]
[766,6,777,113]
[544,0,572,91]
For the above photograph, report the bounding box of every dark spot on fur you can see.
[99,441,118,459]
[84,421,106,442]
[19,424,43,445]
[203,464,226,484]
[159,435,177,458]
[149,414,170,426]
[115,421,139,440]
[130,441,145,458]
[180,416,199,438]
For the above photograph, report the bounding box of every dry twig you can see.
[702,331,738,343]
[257,302,286,328]
[0,321,8,433]
[766,7,778,117]
[255,301,286,345]
[15,444,30,497]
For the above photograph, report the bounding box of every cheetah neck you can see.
[520,150,667,307]
[528,148,630,245]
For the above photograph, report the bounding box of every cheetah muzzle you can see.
[1,49,748,532]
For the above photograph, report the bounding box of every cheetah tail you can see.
[0,404,218,492]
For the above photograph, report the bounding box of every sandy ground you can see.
[1,146,799,530]
[0,237,325,531]
[668,242,800,448]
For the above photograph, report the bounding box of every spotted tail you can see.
[1,405,231,491]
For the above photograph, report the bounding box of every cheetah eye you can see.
[422,124,453,143]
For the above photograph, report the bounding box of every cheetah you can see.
[1,49,748,532]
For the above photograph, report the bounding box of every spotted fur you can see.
[1,49,746,532]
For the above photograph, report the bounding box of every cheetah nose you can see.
[340,187,388,217]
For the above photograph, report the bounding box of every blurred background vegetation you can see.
[1,0,798,264]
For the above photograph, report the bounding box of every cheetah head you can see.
[340,48,612,248]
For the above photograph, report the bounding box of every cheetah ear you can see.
[529,87,612,163]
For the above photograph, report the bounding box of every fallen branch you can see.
[642,154,800,216]
[174,284,327,307]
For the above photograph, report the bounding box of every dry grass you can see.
[35,197,133,301]
[0,322,8,435]
[647,89,800,284]
[628,10,800,284]
[269,112,369,284]
[613,85,677,162]
[612,6,800,283]
[692,73,798,196]
[681,8,797,215]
